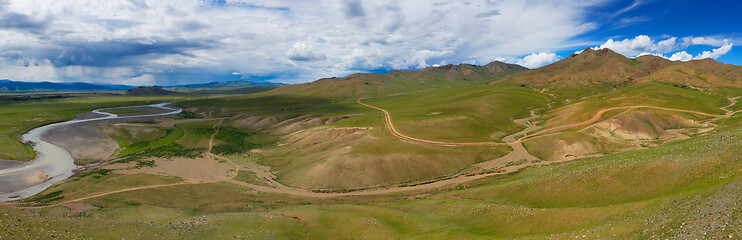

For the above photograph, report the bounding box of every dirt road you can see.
[357,98,504,147]
[20,182,194,209]
[520,104,727,142]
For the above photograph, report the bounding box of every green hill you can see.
[6,48,742,239]
[269,61,528,98]
[502,48,742,99]
[124,86,177,96]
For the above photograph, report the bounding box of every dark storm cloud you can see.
[0,7,47,33]
[475,10,500,18]
[47,38,211,67]
[99,18,142,30]
[126,0,149,9]
[342,0,365,18]
[288,50,327,62]
[177,20,209,32]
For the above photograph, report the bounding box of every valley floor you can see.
[3,81,742,239]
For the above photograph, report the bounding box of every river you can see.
[0,103,181,202]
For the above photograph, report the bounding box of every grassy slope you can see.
[240,126,742,238]
[175,85,280,95]
[537,82,727,130]
[175,120,221,148]
[110,126,184,157]
[268,61,527,99]
[2,83,741,238]
[636,59,742,95]
[4,54,742,238]
[365,83,548,142]
[260,111,509,190]
[501,48,741,103]
[10,124,742,239]
[176,80,734,191]
[176,87,501,189]
[176,82,549,190]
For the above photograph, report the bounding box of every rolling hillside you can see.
[124,86,177,96]
[164,80,284,92]
[268,61,528,98]
[4,48,742,239]
[501,48,742,99]
[0,79,132,93]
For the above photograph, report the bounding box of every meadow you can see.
[5,122,742,239]
[3,74,742,239]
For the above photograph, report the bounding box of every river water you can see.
[0,103,181,202]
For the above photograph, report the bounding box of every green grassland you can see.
[172,83,551,190]
[3,57,742,239]
[104,125,187,157]
[268,61,526,99]
[173,81,735,191]
[173,120,222,148]
[365,83,548,142]
[537,82,727,130]
[260,124,510,189]
[7,124,742,239]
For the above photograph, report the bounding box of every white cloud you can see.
[682,36,726,47]
[286,42,327,62]
[693,41,733,60]
[0,0,610,84]
[666,40,732,62]
[128,74,156,86]
[342,48,383,70]
[593,35,660,57]
[593,35,734,62]
[636,52,665,58]
[517,52,560,68]
[668,51,692,61]
[612,0,642,16]
[656,37,677,53]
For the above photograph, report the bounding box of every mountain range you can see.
[264,47,741,99]
[3,48,740,98]
[0,79,133,93]
[6,47,742,238]
[0,80,281,93]
[499,48,742,97]
[270,61,528,98]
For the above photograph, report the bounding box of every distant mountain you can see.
[166,80,284,90]
[0,79,133,93]
[269,61,529,98]
[124,86,176,96]
[0,79,283,93]
[501,48,678,86]
[189,85,281,95]
[500,48,742,97]
[635,58,742,89]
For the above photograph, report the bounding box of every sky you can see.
[0,0,739,85]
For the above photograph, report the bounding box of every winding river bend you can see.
[0,103,181,202]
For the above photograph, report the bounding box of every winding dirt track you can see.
[17,96,742,207]
[518,104,729,142]
[19,183,194,209]
[357,98,504,147]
